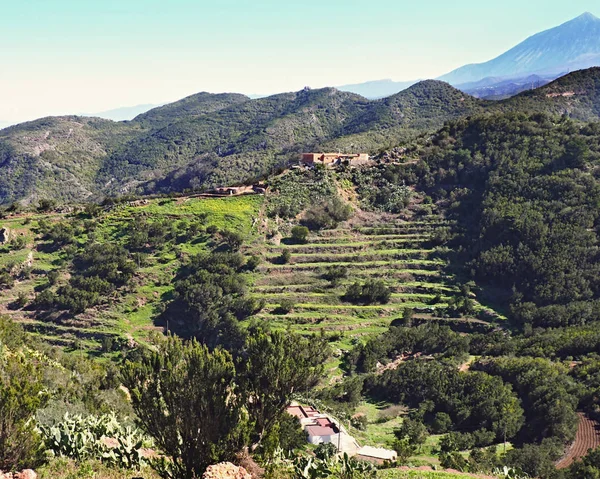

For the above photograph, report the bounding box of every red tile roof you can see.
[306,425,336,437]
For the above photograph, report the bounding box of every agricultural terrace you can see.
[248,210,504,378]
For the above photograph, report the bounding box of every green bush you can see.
[0,350,48,471]
[277,299,295,314]
[280,249,292,264]
[245,255,262,271]
[344,279,391,305]
[290,226,309,244]
[302,198,353,230]
[322,265,348,286]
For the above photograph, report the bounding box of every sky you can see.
[1,0,599,124]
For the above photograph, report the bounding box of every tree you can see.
[393,438,415,464]
[122,336,247,479]
[220,230,244,251]
[290,226,309,244]
[322,265,348,287]
[432,412,452,434]
[344,280,391,305]
[37,198,56,212]
[0,351,48,471]
[280,249,292,264]
[237,327,329,444]
[395,418,429,452]
[302,198,353,230]
[260,413,307,458]
[566,446,600,479]
[401,308,414,327]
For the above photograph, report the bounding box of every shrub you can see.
[37,199,56,212]
[245,255,261,271]
[432,412,452,434]
[290,226,309,244]
[322,265,348,286]
[280,249,292,264]
[344,280,391,305]
[13,292,28,309]
[0,351,48,471]
[0,271,14,290]
[351,415,368,431]
[277,299,295,314]
[11,235,26,250]
[122,337,246,478]
[47,270,60,285]
[220,230,244,251]
[314,442,337,461]
[302,198,353,230]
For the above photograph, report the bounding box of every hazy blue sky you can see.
[1,0,598,123]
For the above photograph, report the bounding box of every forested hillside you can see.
[3,67,600,206]
[397,113,600,329]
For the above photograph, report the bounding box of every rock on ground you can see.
[203,462,252,479]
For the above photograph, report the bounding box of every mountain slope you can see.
[130,82,483,195]
[499,67,600,121]
[440,13,600,85]
[4,68,600,205]
[459,74,555,100]
[132,92,250,128]
[0,116,140,204]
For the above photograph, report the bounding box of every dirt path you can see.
[556,413,600,469]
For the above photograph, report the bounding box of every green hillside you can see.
[3,120,600,477]
[0,80,484,205]
[4,67,600,206]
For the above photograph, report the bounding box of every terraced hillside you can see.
[0,195,262,354]
[249,211,504,371]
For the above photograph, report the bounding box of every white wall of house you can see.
[307,432,340,446]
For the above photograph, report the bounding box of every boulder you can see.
[203,462,252,479]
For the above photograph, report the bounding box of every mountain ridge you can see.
[3,68,600,205]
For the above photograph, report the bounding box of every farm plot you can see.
[556,413,600,469]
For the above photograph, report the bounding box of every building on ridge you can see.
[300,152,370,167]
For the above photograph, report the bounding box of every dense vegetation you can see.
[398,113,600,329]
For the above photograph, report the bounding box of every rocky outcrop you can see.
[203,462,252,479]
[0,227,10,244]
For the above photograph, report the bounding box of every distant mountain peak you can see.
[574,12,599,22]
[439,13,600,86]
